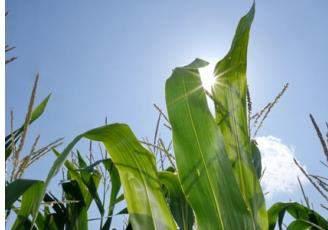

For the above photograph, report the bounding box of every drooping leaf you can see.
[165,59,253,229]
[159,171,194,230]
[211,3,267,228]
[287,220,312,230]
[5,94,51,160]
[84,124,177,229]
[268,202,328,230]
[40,124,176,230]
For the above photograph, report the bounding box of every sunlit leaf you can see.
[165,59,253,229]
[211,3,267,228]
[37,124,176,230]
[84,124,177,229]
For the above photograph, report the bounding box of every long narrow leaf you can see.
[211,4,267,228]
[31,135,84,225]
[35,124,176,230]
[165,59,253,229]
[84,124,177,229]
[5,94,51,160]
[76,157,122,227]
[101,159,122,230]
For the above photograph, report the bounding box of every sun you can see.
[199,63,216,92]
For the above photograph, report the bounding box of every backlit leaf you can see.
[211,4,267,228]
[165,59,253,229]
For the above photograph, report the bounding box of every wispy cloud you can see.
[256,136,308,197]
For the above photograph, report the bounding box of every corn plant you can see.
[5,3,328,230]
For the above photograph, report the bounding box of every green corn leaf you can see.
[76,158,122,226]
[211,3,267,228]
[5,94,51,160]
[268,202,328,230]
[101,159,122,230]
[165,59,253,229]
[62,180,88,230]
[159,171,194,230]
[77,151,104,215]
[34,124,176,230]
[12,180,44,230]
[83,124,177,229]
[22,205,59,230]
[31,136,84,225]
[54,149,102,211]
[5,179,43,210]
[75,157,121,230]
[11,211,49,230]
[33,212,46,230]
[287,220,313,230]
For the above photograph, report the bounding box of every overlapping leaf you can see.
[101,159,121,230]
[165,59,253,229]
[76,151,104,215]
[5,179,43,210]
[84,124,177,229]
[159,171,194,230]
[77,158,122,230]
[62,180,88,230]
[211,4,267,228]
[31,124,176,230]
[12,180,44,229]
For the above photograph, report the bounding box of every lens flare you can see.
[199,63,216,92]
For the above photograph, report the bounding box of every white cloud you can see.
[256,136,308,197]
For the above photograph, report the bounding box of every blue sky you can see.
[6,0,328,227]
